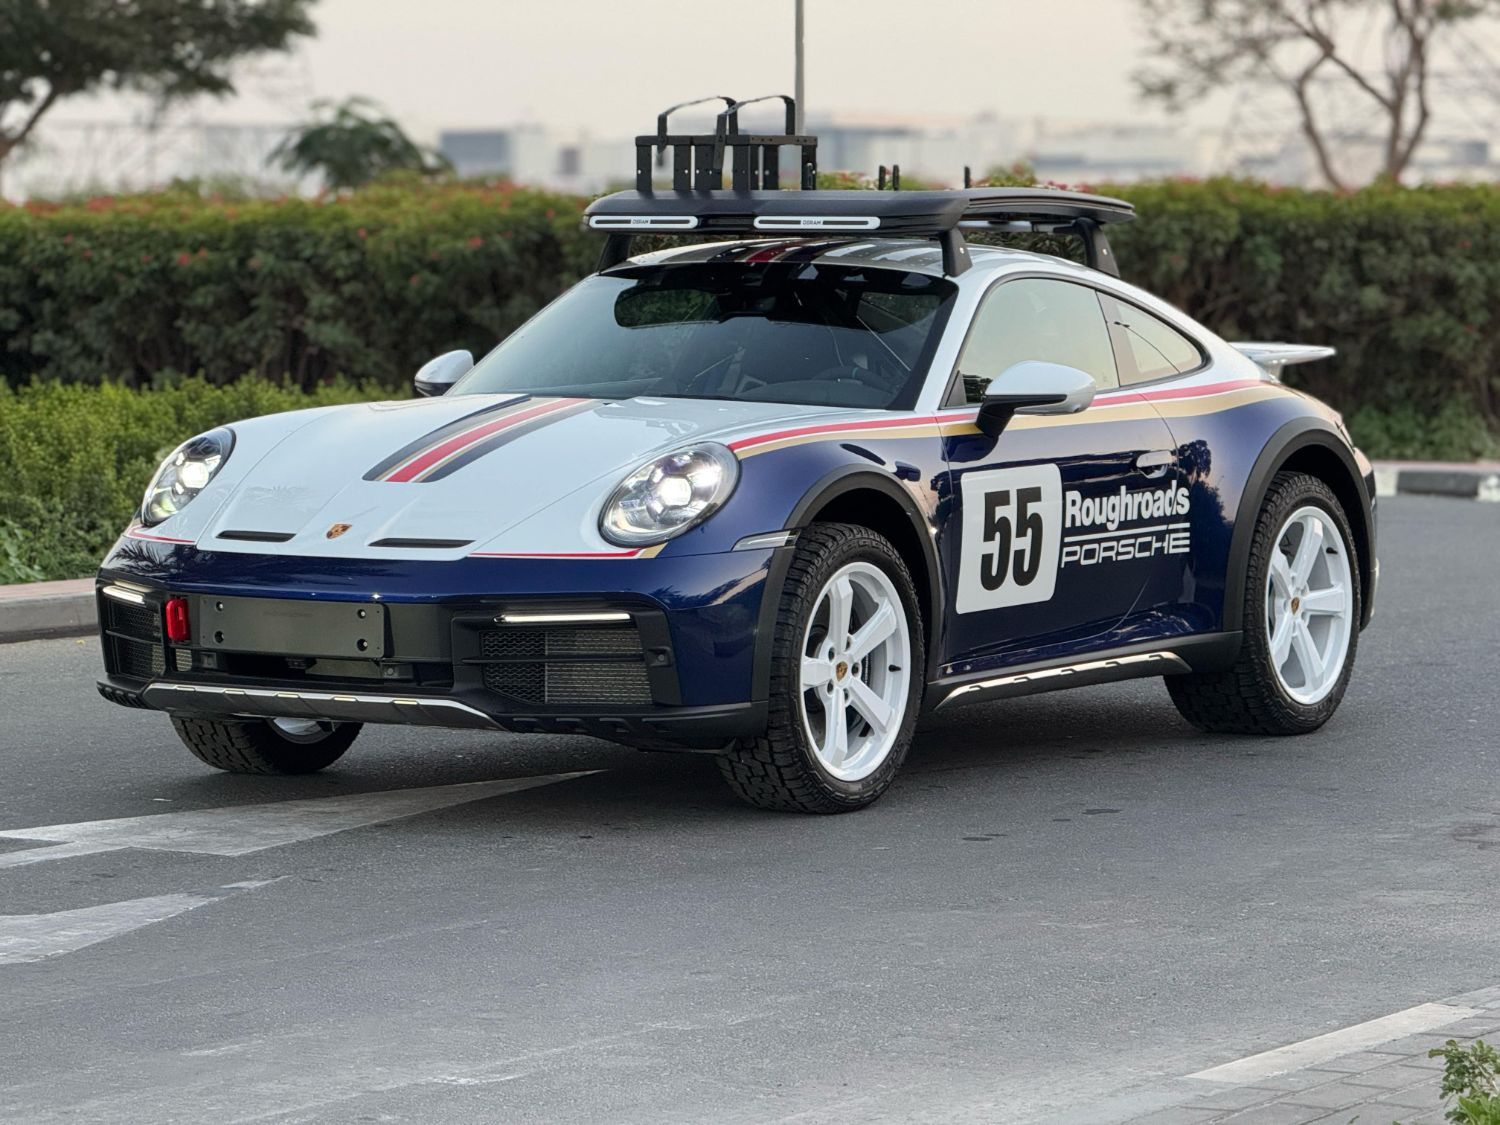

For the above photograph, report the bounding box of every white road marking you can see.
[1189,1000,1483,1083]
[0,882,274,966]
[0,774,595,870]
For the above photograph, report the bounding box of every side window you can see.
[1099,293,1204,385]
[954,278,1119,404]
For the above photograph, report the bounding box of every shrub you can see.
[0,181,596,392]
[0,178,1496,441]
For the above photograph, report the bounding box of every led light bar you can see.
[587,215,700,231]
[497,611,633,625]
[751,216,880,231]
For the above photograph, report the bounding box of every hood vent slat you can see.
[217,530,295,543]
[369,537,474,549]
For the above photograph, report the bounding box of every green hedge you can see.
[0,378,385,581]
[2,178,1496,435]
[0,180,596,391]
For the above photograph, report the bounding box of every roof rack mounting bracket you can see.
[938,228,970,276]
[1074,217,1120,279]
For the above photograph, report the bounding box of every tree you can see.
[268,97,450,190]
[1134,0,1499,189]
[0,0,316,173]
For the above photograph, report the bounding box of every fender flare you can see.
[748,466,946,702]
[1223,418,1376,634]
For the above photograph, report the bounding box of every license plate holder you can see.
[193,596,388,659]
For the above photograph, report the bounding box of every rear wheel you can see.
[719,523,924,813]
[1167,471,1360,734]
[171,716,361,774]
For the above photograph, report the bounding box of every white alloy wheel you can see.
[269,717,333,742]
[1264,505,1354,705]
[798,561,913,782]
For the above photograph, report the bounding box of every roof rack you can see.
[589,96,1136,279]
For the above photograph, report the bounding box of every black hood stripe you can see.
[363,395,531,482]
[417,399,596,482]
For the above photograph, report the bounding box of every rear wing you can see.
[586,94,1136,278]
[1231,342,1337,380]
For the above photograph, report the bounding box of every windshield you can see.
[452,261,958,410]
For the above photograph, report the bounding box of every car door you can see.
[937,275,1187,676]
[1093,289,1214,634]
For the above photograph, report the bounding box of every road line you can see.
[0,773,598,869]
[1189,1000,1483,1083]
[0,882,276,966]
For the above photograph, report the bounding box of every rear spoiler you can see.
[1232,342,1336,380]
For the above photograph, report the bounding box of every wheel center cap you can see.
[835,660,849,681]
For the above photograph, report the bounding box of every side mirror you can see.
[975,360,1096,437]
[413,349,474,397]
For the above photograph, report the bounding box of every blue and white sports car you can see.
[96,100,1376,812]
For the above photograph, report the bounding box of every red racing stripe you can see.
[728,414,943,453]
[383,398,581,483]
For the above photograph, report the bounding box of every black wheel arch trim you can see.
[1223,418,1376,635]
[747,466,946,703]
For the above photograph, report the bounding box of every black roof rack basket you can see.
[593,96,1136,278]
[637,94,817,193]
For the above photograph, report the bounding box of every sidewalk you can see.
[2,460,1496,645]
[1045,985,1500,1125]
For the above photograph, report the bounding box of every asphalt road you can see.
[1,495,1495,1125]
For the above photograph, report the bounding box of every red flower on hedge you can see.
[357,227,368,240]
[176,252,192,267]
[468,236,483,248]
[140,253,153,264]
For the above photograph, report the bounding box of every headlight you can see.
[140,427,235,527]
[600,442,740,546]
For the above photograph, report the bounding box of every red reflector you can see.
[165,597,191,644]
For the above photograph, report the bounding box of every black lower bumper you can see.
[95,580,767,750]
[98,675,764,750]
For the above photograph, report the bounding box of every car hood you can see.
[159,393,849,560]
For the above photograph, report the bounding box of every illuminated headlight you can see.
[600,443,740,546]
[140,427,235,527]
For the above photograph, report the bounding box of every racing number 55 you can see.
[957,465,1062,613]
[981,486,1046,590]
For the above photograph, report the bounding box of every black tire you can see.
[171,716,361,775]
[719,523,925,813]
[1166,471,1361,735]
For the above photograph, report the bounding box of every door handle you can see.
[1135,450,1174,477]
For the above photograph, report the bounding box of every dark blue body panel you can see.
[100,540,776,707]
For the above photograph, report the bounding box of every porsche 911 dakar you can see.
[96,97,1377,813]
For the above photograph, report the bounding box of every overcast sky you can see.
[47,0,1206,138]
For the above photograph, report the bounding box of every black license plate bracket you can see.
[193,596,388,659]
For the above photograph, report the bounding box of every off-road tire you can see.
[1166,471,1361,735]
[718,523,925,813]
[171,716,361,774]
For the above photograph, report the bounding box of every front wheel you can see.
[171,716,361,774]
[719,523,924,813]
[1167,471,1361,734]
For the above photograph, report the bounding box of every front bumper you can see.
[94,544,783,749]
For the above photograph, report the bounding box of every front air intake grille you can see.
[108,635,165,680]
[477,622,653,706]
[104,599,160,641]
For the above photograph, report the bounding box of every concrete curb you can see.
[1,460,1495,645]
[0,579,95,644]
[1372,460,1500,501]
